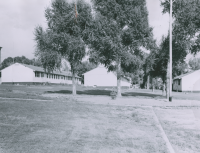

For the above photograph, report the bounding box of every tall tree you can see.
[88,0,153,96]
[149,34,189,97]
[34,0,92,95]
[161,0,200,55]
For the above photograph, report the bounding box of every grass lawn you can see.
[0,84,165,99]
[2,84,200,101]
[0,98,169,153]
[154,107,200,153]
[1,84,200,152]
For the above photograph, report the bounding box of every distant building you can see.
[173,69,200,92]
[0,63,81,85]
[83,65,131,87]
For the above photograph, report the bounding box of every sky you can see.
[0,0,170,61]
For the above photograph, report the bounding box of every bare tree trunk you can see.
[147,75,150,90]
[72,71,76,96]
[152,78,155,92]
[117,61,121,97]
[162,82,165,96]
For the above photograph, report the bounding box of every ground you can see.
[0,84,200,153]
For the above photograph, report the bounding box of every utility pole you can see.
[169,0,173,102]
[0,47,2,65]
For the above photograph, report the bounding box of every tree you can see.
[0,56,41,70]
[161,0,200,55]
[61,59,71,72]
[31,58,43,67]
[148,33,189,97]
[188,57,200,70]
[173,61,188,76]
[0,57,14,70]
[34,0,93,95]
[88,0,153,96]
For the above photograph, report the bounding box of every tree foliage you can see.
[161,0,200,54]
[34,0,93,95]
[146,34,189,91]
[0,56,42,70]
[88,0,153,96]
[188,57,200,70]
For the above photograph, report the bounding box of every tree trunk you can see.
[152,78,155,92]
[147,75,150,90]
[117,61,121,97]
[162,82,165,96]
[166,60,170,99]
[72,71,76,96]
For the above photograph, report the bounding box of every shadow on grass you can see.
[46,89,165,99]
[46,89,110,96]
[122,92,165,99]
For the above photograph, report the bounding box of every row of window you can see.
[35,72,79,81]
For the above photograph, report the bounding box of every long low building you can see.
[0,63,81,85]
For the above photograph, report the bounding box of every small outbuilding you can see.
[173,69,200,92]
[83,65,131,87]
[0,63,81,85]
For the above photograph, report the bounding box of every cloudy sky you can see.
[0,0,169,61]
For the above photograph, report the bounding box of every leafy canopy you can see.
[35,0,93,73]
[88,0,153,73]
[161,0,200,54]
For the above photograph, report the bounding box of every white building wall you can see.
[182,70,200,92]
[84,67,130,87]
[1,63,33,83]
[1,63,81,85]
[193,78,200,91]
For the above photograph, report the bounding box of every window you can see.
[47,74,48,78]
[35,72,40,77]
[41,73,44,77]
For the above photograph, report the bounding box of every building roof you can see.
[20,63,80,78]
[173,70,199,80]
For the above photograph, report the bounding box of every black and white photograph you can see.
[0,0,200,152]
